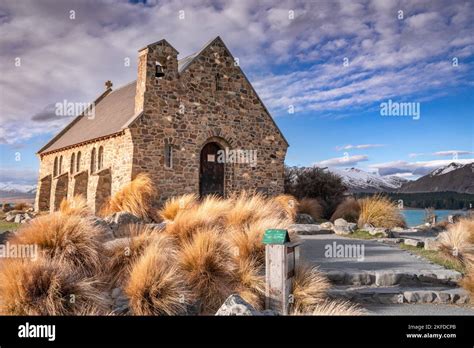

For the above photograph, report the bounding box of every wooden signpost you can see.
[263,229,301,315]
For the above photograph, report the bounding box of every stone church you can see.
[35,37,288,213]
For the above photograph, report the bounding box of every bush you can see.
[273,194,299,221]
[13,202,29,211]
[439,217,474,267]
[331,198,360,223]
[357,195,406,228]
[284,166,347,219]
[298,198,323,221]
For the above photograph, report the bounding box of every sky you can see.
[0,0,473,189]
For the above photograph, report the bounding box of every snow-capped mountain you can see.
[399,162,474,194]
[327,167,409,193]
[0,182,37,200]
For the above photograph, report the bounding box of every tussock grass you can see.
[226,191,283,227]
[230,258,265,310]
[59,195,90,217]
[357,195,406,228]
[292,299,364,316]
[297,198,323,221]
[9,212,104,277]
[125,235,190,315]
[178,228,234,314]
[0,257,109,315]
[331,197,361,223]
[460,266,474,297]
[273,194,299,221]
[439,217,474,267]
[158,194,198,222]
[100,173,156,220]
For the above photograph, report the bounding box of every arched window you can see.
[76,151,81,172]
[91,148,96,173]
[53,157,58,177]
[164,140,172,169]
[98,146,104,171]
[59,156,63,175]
[70,153,75,174]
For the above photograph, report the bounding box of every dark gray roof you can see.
[38,81,137,154]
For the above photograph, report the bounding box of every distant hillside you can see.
[0,183,36,203]
[399,162,474,194]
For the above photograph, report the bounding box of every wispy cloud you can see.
[336,144,385,151]
[315,155,369,167]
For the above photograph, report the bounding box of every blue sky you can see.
[0,0,473,189]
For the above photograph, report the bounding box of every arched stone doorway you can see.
[200,142,224,197]
[38,175,52,212]
[73,172,88,200]
[95,169,111,214]
[54,174,69,210]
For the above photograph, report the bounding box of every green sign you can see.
[262,229,290,245]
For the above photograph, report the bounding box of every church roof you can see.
[38,37,288,155]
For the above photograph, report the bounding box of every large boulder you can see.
[333,218,355,235]
[320,221,334,230]
[89,216,115,241]
[215,294,259,316]
[295,213,315,224]
[424,238,441,251]
[104,211,143,238]
[369,227,392,238]
[289,224,333,235]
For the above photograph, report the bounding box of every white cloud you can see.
[336,144,385,151]
[315,155,369,167]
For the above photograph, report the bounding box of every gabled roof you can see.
[38,36,288,155]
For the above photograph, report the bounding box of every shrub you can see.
[357,195,406,228]
[292,299,364,315]
[290,263,330,314]
[460,266,474,297]
[331,198,360,223]
[297,198,323,221]
[59,195,90,217]
[0,257,109,315]
[230,258,265,310]
[178,228,234,314]
[158,194,198,222]
[9,212,105,277]
[13,202,29,211]
[284,166,347,219]
[125,235,191,315]
[273,194,299,221]
[100,173,156,220]
[438,217,474,267]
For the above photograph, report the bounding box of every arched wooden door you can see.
[200,142,224,197]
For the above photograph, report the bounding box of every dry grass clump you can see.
[460,266,474,297]
[357,195,406,228]
[273,194,299,221]
[13,202,29,211]
[59,195,90,217]
[331,197,361,223]
[158,193,198,222]
[0,257,109,315]
[230,258,265,310]
[439,217,474,267]
[226,191,282,227]
[100,173,156,220]
[178,228,234,314]
[290,263,331,313]
[125,235,191,315]
[297,198,323,221]
[9,212,104,277]
[292,299,364,316]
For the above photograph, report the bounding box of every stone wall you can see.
[35,130,134,213]
[130,37,288,204]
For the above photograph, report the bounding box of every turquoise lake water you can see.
[401,209,467,227]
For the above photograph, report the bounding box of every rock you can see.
[105,211,142,238]
[320,221,334,230]
[375,272,402,286]
[0,231,13,244]
[14,214,23,223]
[295,213,315,224]
[369,227,392,238]
[5,213,16,222]
[111,287,122,299]
[404,238,424,247]
[89,216,115,241]
[376,238,403,244]
[424,238,440,251]
[289,224,333,235]
[333,218,355,235]
[215,294,259,316]
[20,215,32,223]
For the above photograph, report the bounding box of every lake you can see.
[401,209,467,227]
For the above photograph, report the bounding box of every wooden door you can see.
[200,142,224,197]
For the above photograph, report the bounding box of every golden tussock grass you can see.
[125,235,191,315]
[331,197,361,223]
[292,299,364,316]
[290,263,331,314]
[357,195,406,228]
[273,194,299,221]
[297,198,323,221]
[100,173,156,220]
[158,193,198,222]
[230,258,265,310]
[178,227,234,314]
[9,212,104,277]
[0,257,109,315]
[226,191,283,227]
[460,266,474,297]
[104,225,158,287]
[59,195,90,217]
[439,217,474,267]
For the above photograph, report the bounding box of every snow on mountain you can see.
[429,162,466,176]
[327,167,408,192]
[0,182,37,194]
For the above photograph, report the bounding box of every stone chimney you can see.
[134,39,179,115]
